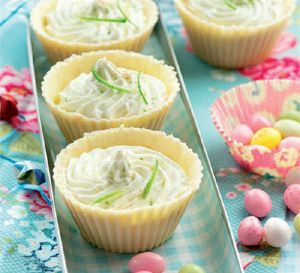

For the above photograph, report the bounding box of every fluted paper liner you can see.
[174,0,296,69]
[211,80,300,178]
[42,50,180,143]
[53,126,203,253]
[30,0,158,64]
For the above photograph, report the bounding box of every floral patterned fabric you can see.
[1,0,300,272]
[159,1,300,273]
[0,65,61,272]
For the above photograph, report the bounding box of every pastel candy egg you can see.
[136,272,152,273]
[250,127,281,150]
[264,218,292,247]
[237,216,263,246]
[285,167,300,186]
[128,252,165,273]
[230,124,253,145]
[278,137,300,151]
[244,189,272,218]
[274,119,300,138]
[179,264,205,273]
[277,110,300,123]
[247,115,272,132]
[284,184,300,214]
[293,213,300,234]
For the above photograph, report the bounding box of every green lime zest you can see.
[116,0,139,29]
[223,0,237,10]
[137,71,148,105]
[92,66,132,93]
[79,16,126,23]
[92,190,126,205]
[141,159,159,199]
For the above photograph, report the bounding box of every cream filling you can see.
[65,146,191,209]
[185,0,287,27]
[58,58,167,119]
[46,0,145,43]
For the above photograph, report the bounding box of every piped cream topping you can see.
[65,146,191,209]
[46,0,146,43]
[58,58,167,119]
[185,0,287,27]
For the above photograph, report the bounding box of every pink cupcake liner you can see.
[211,80,300,178]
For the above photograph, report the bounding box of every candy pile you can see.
[231,110,300,152]
[238,167,300,248]
[128,252,205,273]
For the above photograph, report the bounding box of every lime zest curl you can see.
[137,71,148,105]
[223,0,237,10]
[92,190,127,205]
[116,0,139,29]
[92,66,132,93]
[79,16,126,23]
[141,159,159,199]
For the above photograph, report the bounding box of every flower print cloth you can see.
[159,1,300,273]
[1,0,300,273]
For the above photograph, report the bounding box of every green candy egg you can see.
[274,119,300,138]
[178,264,205,273]
[277,110,300,123]
[294,213,300,234]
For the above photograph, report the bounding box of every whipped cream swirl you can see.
[46,0,145,43]
[58,58,167,119]
[65,146,191,209]
[185,0,287,27]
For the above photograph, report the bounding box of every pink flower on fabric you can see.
[0,66,39,133]
[239,56,300,80]
[180,27,194,53]
[216,172,228,177]
[228,167,241,173]
[234,183,252,191]
[15,186,52,221]
[271,33,297,55]
[226,192,237,199]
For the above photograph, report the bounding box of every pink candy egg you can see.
[284,184,300,214]
[264,218,292,247]
[278,136,300,151]
[285,167,300,186]
[244,189,272,218]
[247,115,272,132]
[136,272,152,273]
[231,124,254,145]
[128,252,165,273]
[237,216,263,246]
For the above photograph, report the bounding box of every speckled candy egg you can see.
[284,184,300,214]
[244,189,272,218]
[128,252,165,273]
[293,213,300,234]
[264,218,292,247]
[230,124,254,145]
[274,119,300,138]
[178,264,205,273]
[237,216,264,246]
[285,167,300,186]
[250,127,281,150]
[278,137,300,151]
[247,115,272,132]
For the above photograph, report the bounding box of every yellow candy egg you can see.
[250,128,281,150]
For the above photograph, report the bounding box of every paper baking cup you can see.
[53,126,203,253]
[42,50,179,143]
[174,0,296,69]
[211,80,300,178]
[30,0,158,64]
